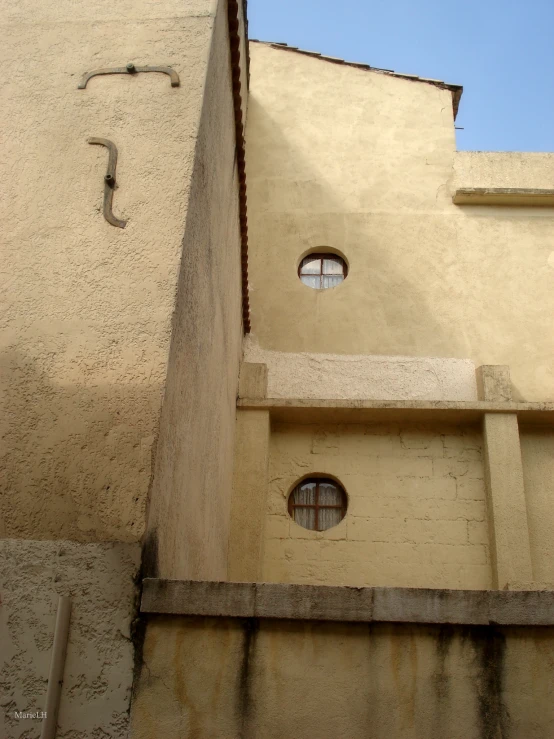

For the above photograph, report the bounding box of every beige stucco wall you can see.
[0,0,221,540]
[245,43,554,401]
[262,423,491,589]
[521,429,554,587]
[143,0,244,580]
[131,616,554,739]
[0,540,140,739]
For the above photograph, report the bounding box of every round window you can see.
[298,253,347,290]
[288,478,347,531]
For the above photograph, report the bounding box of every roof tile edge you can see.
[250,39,463,120]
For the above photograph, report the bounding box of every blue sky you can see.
[247,0,554,152]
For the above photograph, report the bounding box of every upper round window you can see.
[298,253,347,290]
[288,478,347,531]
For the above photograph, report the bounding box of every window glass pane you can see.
[294,482,316,505]
[300,257,322,274]
[318,482,341,506]
[293,507,316,530]
[300,275,320,289]
[318,507,343,531]
[322,275,343,289]
[289,478,347,531]
[323,258,344,275]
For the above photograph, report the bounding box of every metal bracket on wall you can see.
[88,137,127,229]
[78,63,180,89]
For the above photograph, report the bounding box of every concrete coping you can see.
[453,188,554,206]
[141,580,554,627]
[236,398,554,426]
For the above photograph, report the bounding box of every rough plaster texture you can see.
[245,44,554,401]
[0,0,220,540]
[0,540,140,739]
[143,0,244,580]
[244,335,478,400]
[261,423,491,589]
[131,616,554,739]
[521,430,554,587]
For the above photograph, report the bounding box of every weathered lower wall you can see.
[263,423,491,589]
[131,616,554,739]
[521,429,554,587]
[243,336,478,400]
[0,0,219,541]
[143,0,244,580]
[0,540,140,739]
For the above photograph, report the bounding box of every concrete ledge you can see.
[453,188,554,207]
[237,398,554,426]
[141,580,554,626]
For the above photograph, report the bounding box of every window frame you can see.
[288,477,348,532]
[298,253,348,289]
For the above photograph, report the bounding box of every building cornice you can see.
[237,397,554,426]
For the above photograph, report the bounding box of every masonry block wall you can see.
[263,423,491,589]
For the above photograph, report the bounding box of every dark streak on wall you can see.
[467,627,510,739]
[237,617,259,738]
[433,625,454,703]
[141,527,159,579]
[132,534,160,695]
[130,614,148,700]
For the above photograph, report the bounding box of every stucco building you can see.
[1,0,554,737]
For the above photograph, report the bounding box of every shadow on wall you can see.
[0,349,161,542]
[246,93,477,361]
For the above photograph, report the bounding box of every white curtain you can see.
[322,275,343,289]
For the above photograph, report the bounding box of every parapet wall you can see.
[453,151,554,190]
[244,336,478,401]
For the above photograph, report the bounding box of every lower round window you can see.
[288,478,347,531]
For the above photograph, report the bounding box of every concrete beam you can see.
[237,398,554,426]
[141,579,554,626]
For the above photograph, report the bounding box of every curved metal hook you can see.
[88,137,127,229]
[78,63,180,89]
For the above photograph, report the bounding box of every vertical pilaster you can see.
[477,365,533,589]
[228,408,271,581]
